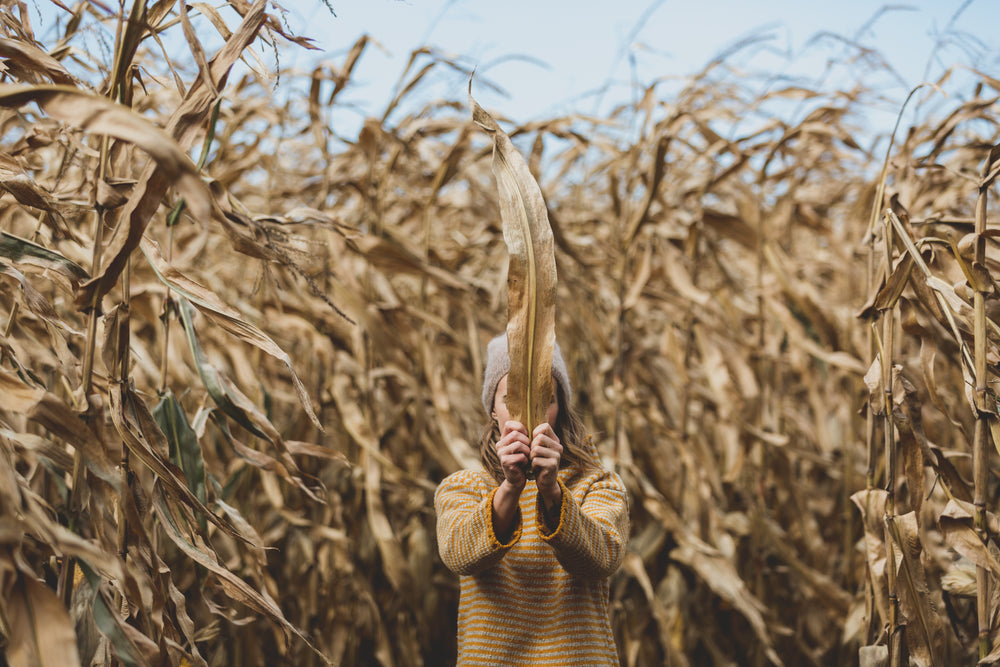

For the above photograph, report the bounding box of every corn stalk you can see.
[973,143,1000,660]
[859,84,930,663]
[880,213,905,665]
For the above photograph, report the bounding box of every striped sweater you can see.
[435,461,629,666]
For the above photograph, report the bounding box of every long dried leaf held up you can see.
[470,87,557,440]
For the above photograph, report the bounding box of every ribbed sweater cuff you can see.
[537,479,569,538]
[487,485,522,548]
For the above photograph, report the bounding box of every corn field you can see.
[1,1,1000,665]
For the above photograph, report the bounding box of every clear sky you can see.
[281,0,1000,138]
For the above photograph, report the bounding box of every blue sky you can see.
[281,0,999,137]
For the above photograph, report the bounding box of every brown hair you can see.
[478,383,600,484]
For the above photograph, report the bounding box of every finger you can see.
[507,454,529,471]
[499,439,530,455]
[497,432,528,451]
[531,457,559,481]
[500,444,530,463]
[531,435,562,454]
[500,449,526,465]
[501,452,529,468]
[532,422,556,439]
[531,433,559,453]
[531,437,558,454]
[531,454,559,470]
[503,421,529,437]
[499,430,526,445]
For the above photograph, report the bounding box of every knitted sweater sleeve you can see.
[434,469,521,576]
[538,470,629,579]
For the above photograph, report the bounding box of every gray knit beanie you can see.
[481,333,571,415]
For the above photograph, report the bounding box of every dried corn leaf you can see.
[144,237,321,430]
[363,449,414,602]
[887,512,945,665]
[939,499,1000,577]
[421,336,478,471]
[671,536,784,667]
[175,296,278,443]
[4,571,81,667]
[179,0,218,99]
[207,415,316,500]
[329,371,408,474]
[621,552,677,656]
[101,303,130,382]
[0,428,74,472]
[851,489,891,630]
[888,375,927,517]
[761,517,853,615]
[108,383,241,542]
[0,37,77,85]
[153,390,208,511]
[345,233,469,291]
[0,262,65,328]
[0,231,89,285]
[471,92,556,432]
[107,0,151,99]
[0,84,211,222]
[76,560,157,667]
[0,171,62,216]
[211,494,268,568]
[78,1,268,306]
[0,368,120,490]
[150,481,327,662]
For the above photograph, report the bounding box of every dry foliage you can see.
[471,90,557,438]
[1,2,1000,666]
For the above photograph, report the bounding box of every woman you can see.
[435,333,630,665]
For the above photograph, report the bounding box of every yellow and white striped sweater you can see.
[435,464,629,666]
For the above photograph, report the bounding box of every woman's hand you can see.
[530,423,563,511]
[497,420,531,489]
[492,421,531,540]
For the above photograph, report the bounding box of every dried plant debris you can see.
[0,2,999,665]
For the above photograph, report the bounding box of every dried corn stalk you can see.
[471,90,556,435]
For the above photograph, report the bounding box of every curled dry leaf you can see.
[0,37,78,85]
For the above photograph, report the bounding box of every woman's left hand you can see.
[530,423,563,507]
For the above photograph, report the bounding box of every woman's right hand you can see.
[497,420,531,489]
